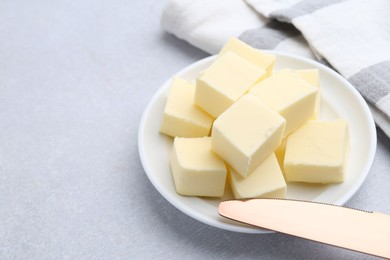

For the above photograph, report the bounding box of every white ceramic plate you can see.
[138,51,377,233]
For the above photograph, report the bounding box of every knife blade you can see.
[218,198,390,258]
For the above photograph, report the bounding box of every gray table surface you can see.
[1,1,389,259]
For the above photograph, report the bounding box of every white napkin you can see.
[161,0,315,58]
[161,0,267,54]
[161,0,390,137]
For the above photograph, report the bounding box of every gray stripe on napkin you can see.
[270,0,347,22]
[318,58,332,67]
[239,20,300,50]
[348,60,390,104]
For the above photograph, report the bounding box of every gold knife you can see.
[218,198,390,258]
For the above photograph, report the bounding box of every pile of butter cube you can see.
[160,38,349,199]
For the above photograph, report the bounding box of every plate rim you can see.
[138,51,377,233]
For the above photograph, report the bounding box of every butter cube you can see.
[170,137,227,197]
[211,94,285,178]
[160,78,213,138]
[228,153,287,199]
[219,38,276,76]
[249,69,317,136]
[195,51,266,118]
[296,69,321,119]
[284,120,349,184]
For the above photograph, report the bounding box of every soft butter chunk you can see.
[160,78,213,138]
[284,120,349,184]
[296,69,321,119]
[195,51,266,118]
[170,137,227,197]
[219,38,276,76]
[211,94,285,178]
[228,153,286,199]
[249,69,317,136]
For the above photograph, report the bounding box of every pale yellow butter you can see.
[249,69,318,136]
[170,137,227,197]
[211,94,285,178]
[160,78,213,138]
[219,38,276,76]
[228,153,286,199]
[284,120,349,184]
[296,69,321,119]
[296,69,319,87]
[275,69,320,172]
[195,51,266,118]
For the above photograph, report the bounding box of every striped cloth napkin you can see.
[161,0,390,138]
